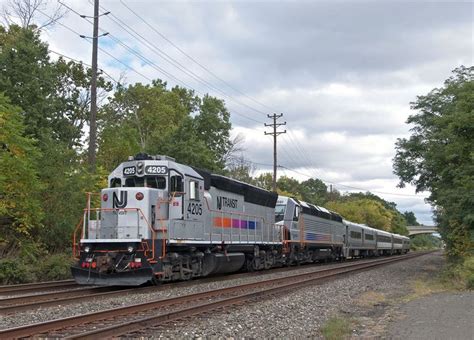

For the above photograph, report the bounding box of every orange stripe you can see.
[213,217,232,228]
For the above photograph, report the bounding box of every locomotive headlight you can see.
[127,246,134,253]
[84,246,90,253]
[137,161,144,174]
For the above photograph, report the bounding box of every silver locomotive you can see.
[71,154,410,286]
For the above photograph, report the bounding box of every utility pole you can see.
[264,113,286,192]
[87,0,99,172]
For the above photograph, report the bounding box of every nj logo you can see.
[112,191,127,208]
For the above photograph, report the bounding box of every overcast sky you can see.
[4,0,472,225]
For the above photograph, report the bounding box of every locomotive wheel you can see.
[264,252,274,270]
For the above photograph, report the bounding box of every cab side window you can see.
[293,206,300,221]
[189,180,199,200]
[170,175,183,192]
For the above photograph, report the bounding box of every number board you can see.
[123,166,136,176]
[145,165,168,175]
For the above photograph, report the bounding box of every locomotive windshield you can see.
[124,176,166,189]
[275,204,286,222]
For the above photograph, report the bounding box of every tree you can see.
[254,173,273,191]
[299,178,328,205]
[277,176,301,196]
[0,93,43,256]
[98,82,233,172]
[225,155,256,183]
[0,24,112,254]
[194,95,232,169]
[325,195,409,235]
[0,25,111,146]
[393,66,474,257]
[404,211,420,226]
[2,0,66,30]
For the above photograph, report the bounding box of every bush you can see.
[0,258,35,284]
[410,234,442,251]
[0,252,74,284]
[35,253,74,281]
[440,256,474,290]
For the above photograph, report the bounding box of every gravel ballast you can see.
[139,252,443,338]
[0,252,440,337]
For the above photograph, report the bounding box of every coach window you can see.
[189,180,199,200]
[110,177,121,188]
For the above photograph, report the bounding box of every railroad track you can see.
[0,279,78,296]
[0,252,430,339]
[0,255,364,314]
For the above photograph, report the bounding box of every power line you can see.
[47,4,421,200]
[119,0,273,115]
[264,113,286,191]
[38,8,153,83]
[99,6,270,118]
[278,165,428,198]
[61,1,265,124]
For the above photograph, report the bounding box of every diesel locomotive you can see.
[71,154,409,286]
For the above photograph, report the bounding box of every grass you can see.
[400,256,474,302]
[401,279,447,302]
[321,316,352,340]
[355,291,386,308]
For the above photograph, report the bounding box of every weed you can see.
[356,291,386,307]
[321,316,352,340]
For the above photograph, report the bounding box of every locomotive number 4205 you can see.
[145,165,168,175]
[187,202,203,215]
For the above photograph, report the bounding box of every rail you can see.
[0,252,431,338]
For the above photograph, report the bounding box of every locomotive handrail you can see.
[76,190,157,262]
[72,215,84,259]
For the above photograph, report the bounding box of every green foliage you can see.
[0,93,43,254]
[225,157,255,183]
[299,178,328,206]
[439,256,474,290]
[0,23,112,259]
[393,66,474,258]
[321,316,352,340]
[326,199,392,231]
[36,253,74,281]
[98,82,231,172]
[194,95,232,169]
[404,211,420,226]
[255,174,329,204]
[0,250,73,284]
[410,234,442,250]
[0,25,111,145]
[0,258,34,284]
[254,173,273,191]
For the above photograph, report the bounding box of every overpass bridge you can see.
[407,225,438,236]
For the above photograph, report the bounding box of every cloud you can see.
[31,0,472,225]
